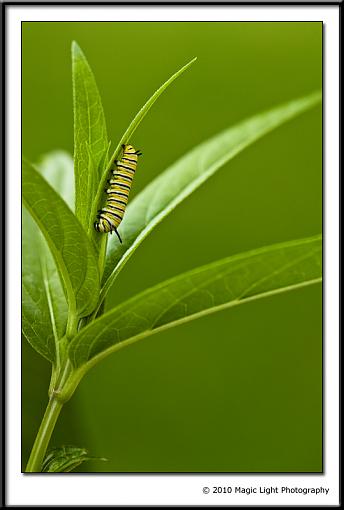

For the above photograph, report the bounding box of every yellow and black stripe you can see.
[94,144,142,242]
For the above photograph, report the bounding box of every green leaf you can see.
[72,41,108,231]
[22,161,100,324]
[89,57,197,251]
[42,445,106,472]
[22,152,73,363]
[69,235,322,372]
[101,91,321,304]
[22,209,60,363]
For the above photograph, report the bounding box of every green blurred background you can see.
[22,22,322,472]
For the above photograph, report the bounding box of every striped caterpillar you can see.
[94,144,142,242]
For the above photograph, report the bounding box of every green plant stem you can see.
[26,357,77,472]
[25,397,63,472]
[98,235,108,279]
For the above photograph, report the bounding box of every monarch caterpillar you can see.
[94,144,142,243]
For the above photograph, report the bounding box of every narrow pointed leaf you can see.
[72,41,108,231]
[102,91,321,303]
[89,57,197,250]
[22,152,74,362]
[22,161,100,319]
[69,235,322,372]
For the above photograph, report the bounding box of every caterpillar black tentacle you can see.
[94,144,141,242]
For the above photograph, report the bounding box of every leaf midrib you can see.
[40,254,60,365]
[71,235,321,367]
[95,244,320,347]
[73,276,321,372]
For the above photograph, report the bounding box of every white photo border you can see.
[6,4,340,507]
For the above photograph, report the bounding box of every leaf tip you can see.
[71,40,83,58]
[186,56,197,68]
